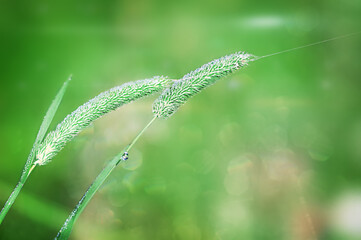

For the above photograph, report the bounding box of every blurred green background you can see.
[1,0,361,239]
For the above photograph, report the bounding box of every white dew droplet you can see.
[121,152,129,161]
[122,150,143,171]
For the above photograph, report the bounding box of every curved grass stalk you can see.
[55,116,157,240]
[56,51,256,239]
[0,76,72,224]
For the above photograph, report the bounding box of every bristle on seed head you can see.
[152,52,255,118]
[35,76,170,165]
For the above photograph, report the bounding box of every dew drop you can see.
[121,152,129,161]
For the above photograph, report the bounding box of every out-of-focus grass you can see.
[0,0,361,239]
[0,180,68,229]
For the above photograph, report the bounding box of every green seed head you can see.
[35,76,170,165]
[152,52,255,118]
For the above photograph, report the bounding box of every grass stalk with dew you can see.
[0,75,72,224]
[55,116,157,240]
[0,75,170,225]
[55,51,256,239]
[55,33,361,239]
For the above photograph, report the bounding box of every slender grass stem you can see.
[122,116,157,160]
[0,76,71,224]
[55,116,157,240]
[0,171,28,224]
[0,161,38,223]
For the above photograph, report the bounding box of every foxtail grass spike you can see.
[152,52,255,118]
[35,76,170,166]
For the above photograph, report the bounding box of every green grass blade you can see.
[55,116,157,240]
[0,75,72,224]
[23,75,73,178]
[55,151,123,240]
[34,75,73,146]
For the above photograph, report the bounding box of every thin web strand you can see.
[255,31,361,60]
